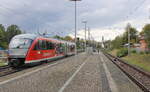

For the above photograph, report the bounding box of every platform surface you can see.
[0,52,142,92]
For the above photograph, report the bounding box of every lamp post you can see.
[82,21,87,52]
[69,0,81,54]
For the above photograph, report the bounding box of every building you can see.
[139,35,149,52]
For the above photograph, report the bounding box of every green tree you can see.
[141,24,150,48]
[77,37,85,49]
[6,25,22,43]
[111,36,123,49]
[111,26,138,50]
[0,24,5,41]
[0,24,7,48]
[53,35,64,40]
[122,26,138,44]
[64,36,73,41]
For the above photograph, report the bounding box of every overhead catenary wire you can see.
[124,0,147,21]
[0,4,28,17]
[111,0,148,31]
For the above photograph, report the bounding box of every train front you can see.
[8,34,34,67]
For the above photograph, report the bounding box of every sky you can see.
[0,0,150,41]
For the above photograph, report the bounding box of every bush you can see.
[117,48,128,57]
[131,50,136,54]
[140,52,144,54]
[145,51,150,54]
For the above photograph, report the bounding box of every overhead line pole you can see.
[88,27,90,45]
[69,0,81,55]
[82,21,87,52]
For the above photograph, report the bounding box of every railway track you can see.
[0,65,10,70]
[0,61,57,77]
[103,52,150,92]
[0,52,84,78]
[0,66,20,77]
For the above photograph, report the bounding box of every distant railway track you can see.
[103,52,150,92]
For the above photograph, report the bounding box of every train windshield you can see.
[9,38,33,49]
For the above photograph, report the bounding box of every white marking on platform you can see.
[101,56,119,92]
[0,62,60,85]
[58,58,88,92]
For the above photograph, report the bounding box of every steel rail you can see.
[103,52,150,92]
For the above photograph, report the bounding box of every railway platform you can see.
[0,52,143,92]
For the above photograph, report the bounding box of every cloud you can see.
[0,0,149,41]
[69,27,124,42]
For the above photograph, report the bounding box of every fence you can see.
[0,50,8,64]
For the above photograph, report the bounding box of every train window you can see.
[34,40,44,50]
[9,38,33,49]
[37,40,42,50]
[34,40,55,50]
[41,40,47,50]
[50,42,55,49]
[46,41,50,49]
[34,40,40,50]
[46,41,54,50]
[33,44,37,50]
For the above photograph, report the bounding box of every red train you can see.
[8,34,75,67]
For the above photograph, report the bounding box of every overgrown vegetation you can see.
[111,25,138,50]
[109,23,150,54]
[116,48,128,57]
[108,23,150,72]
[123,54,150,72]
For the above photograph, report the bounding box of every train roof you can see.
[48,38,75,45]
[13,34,38,40]
[13,34,75,45]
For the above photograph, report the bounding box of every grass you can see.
[122,54,150,72]
[108,49,150,73]
[0,60,7,66]
[108,49,119,56]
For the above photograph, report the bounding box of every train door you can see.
[40,40,48,59]
[61,43,66,55]
[39,40,55,59]
[34,40,44,60]
[58,43,63,55]
[26,39,43,62]
[55,43,59,56]
[67,43,70,54]
[26,39,55,62]
[46,40,55,58]
[64,43,67,55]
